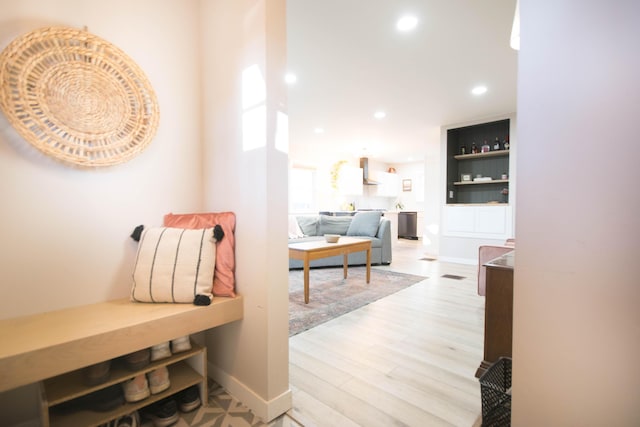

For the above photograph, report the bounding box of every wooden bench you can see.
[0,296,243,393]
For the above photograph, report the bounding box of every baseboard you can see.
[208,362,292,423]
[438,256,477,265]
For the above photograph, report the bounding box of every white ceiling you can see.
[286,0,518,164]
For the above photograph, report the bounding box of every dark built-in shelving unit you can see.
[446,119,510,204]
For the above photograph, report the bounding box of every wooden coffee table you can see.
[288,237,372,304]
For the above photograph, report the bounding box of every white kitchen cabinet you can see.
[374,172,400,197]
[442,205,512,240]
[338,166,363,195]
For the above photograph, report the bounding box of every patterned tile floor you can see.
[140,380,300,427]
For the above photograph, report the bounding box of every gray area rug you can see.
[289,267,427,336]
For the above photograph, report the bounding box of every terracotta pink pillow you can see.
[164,212,236,297]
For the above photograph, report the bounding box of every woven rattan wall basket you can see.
[0,26,159,167]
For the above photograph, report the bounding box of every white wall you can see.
[393,161,425,211]
[513,1,640,425]
[0,0,202,319]
[0,0,290,423]
[0,1,202,423]
[422,126,442,257]
[199,0,291,421]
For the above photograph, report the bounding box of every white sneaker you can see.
[114,411,140,427]
[147,366,170,394]
[171,336,192,353]
[122,374,150,403]
[150,342,171,361]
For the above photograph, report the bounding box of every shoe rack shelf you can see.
[42,343,207,427]
[0,296,243,425]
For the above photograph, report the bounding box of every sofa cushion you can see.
[131,227,216,303]
[296,216,319,236]
[318,215,352,235]
[347,211,382,237]
[289,217,392,269]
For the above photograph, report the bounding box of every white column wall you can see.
[513,1,640,425]
[422,126,442,257]
[199,0,291,422]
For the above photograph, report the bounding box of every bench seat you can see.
[0,296,243,393]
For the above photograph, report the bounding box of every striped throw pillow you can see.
[131,227,216,303]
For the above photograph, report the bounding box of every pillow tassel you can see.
[130,224,144,242]
[213,224,224,241]
[194,294,212,306]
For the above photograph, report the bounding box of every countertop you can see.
[485,250,515,270]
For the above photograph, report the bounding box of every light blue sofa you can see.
[288,212,392,269]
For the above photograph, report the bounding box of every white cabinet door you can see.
[442,205,512,240]
[338,166,363,195]
[374,172,400,197]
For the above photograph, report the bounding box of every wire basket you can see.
[479,357,512,427]
[0,26,159,167]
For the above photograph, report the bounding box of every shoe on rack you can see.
[147,366,171,394]
[150,342,171,361]
[54,383,124,414]
[85,384,125,412]
[114,410,140,427]
[82,360,111,386]
[170,336,191,353]
[122,374,150,403]
[124,348,151,371]
[141,397,179,427]
[177,385,201,413]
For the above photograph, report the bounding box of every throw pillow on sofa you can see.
[296,216,319,236]
[346,211,382,237]
[319,215,352,235]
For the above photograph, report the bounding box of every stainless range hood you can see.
[359,157,379,185]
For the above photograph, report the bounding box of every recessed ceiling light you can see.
[313,127,324,134]
[471,85,488,95]
[284,73,297,84]
[396,15,418,32]
[374,111,386,120]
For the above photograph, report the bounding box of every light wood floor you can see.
[283,239,485,427]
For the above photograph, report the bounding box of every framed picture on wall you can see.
[402,179,412,192]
